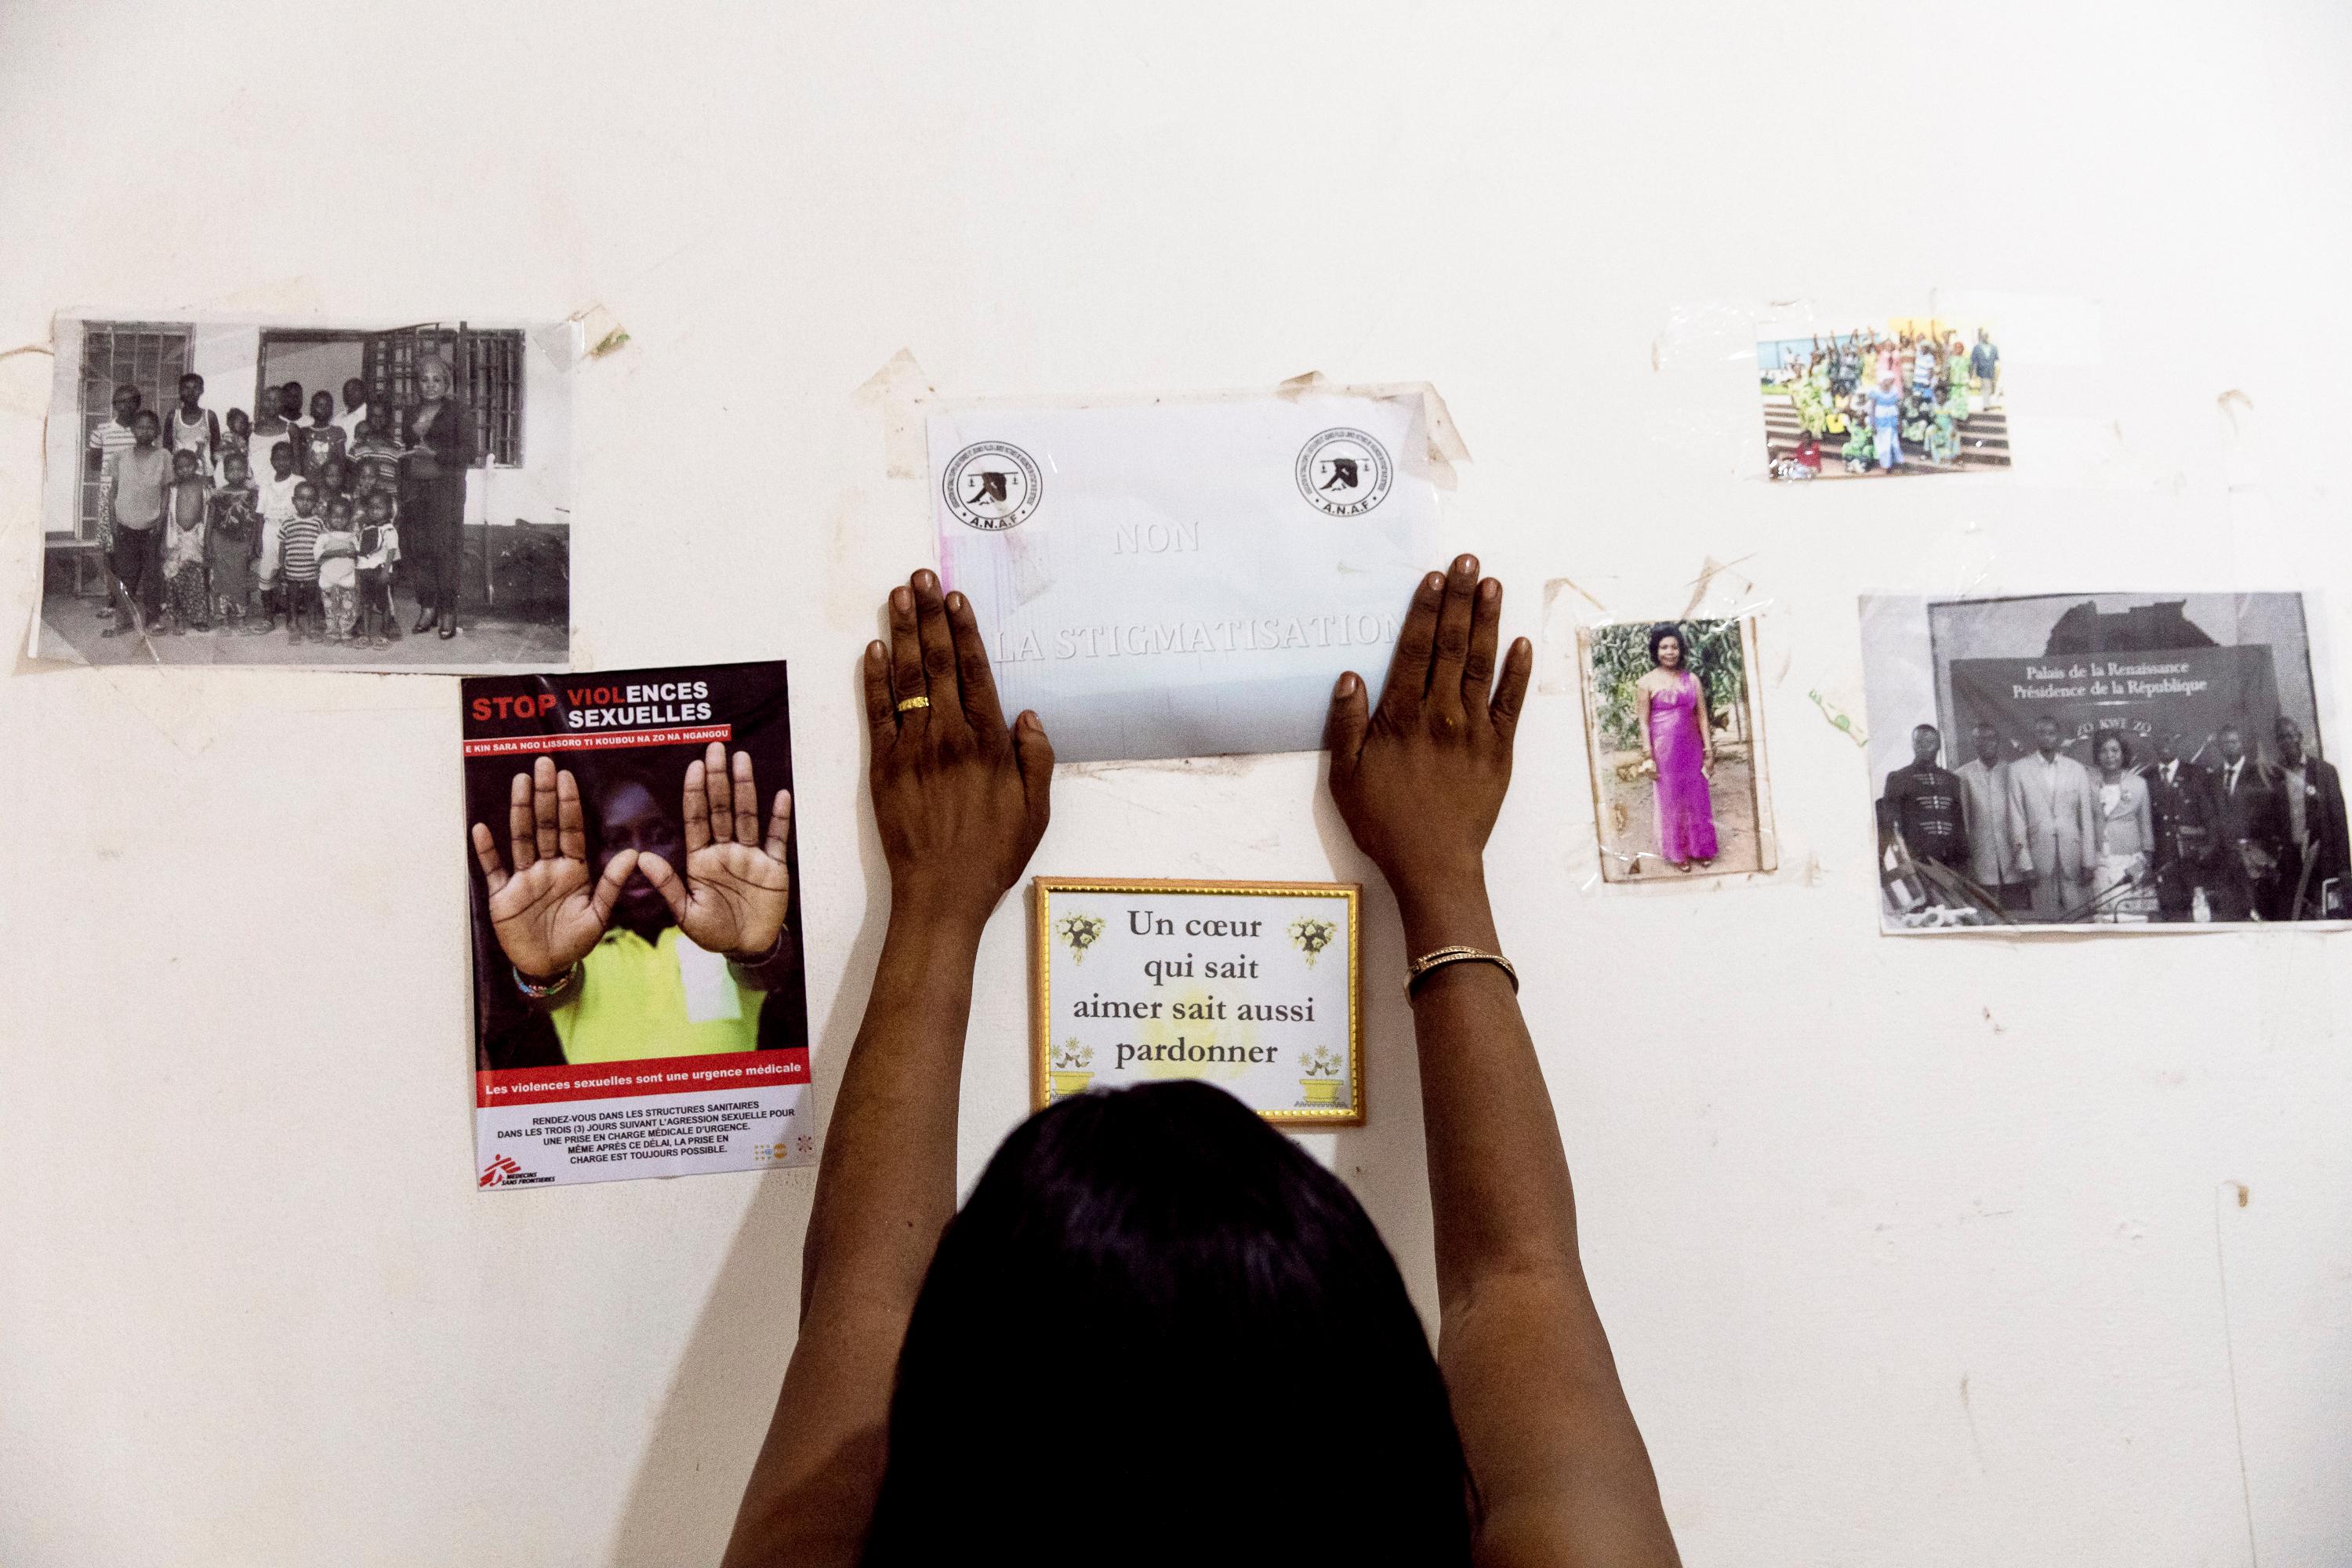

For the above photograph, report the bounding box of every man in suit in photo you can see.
[2266,715,2349,920]
[2209,724,2283,921]
[1954,720,2022,909]
[2144,730,2216,921]
[2006,714,2097,920]
[1882,724,1970,871]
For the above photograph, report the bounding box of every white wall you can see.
[2,3,2348,1566]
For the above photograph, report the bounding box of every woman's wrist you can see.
[886,876,1001,942]
[1390,862,1498,956]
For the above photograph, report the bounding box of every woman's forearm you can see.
[1398,867,1677,1564]
[798,895,986,1319]
[726,897,989,1568]
[1394,869,1580,1305]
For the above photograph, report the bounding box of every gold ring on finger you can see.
[896,695,931,713]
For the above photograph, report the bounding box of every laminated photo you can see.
[34,314,573,670]
[464,660,813,1188]
[1757,308,2012,481]
[1576,617,1777,884]
[1860,593,2347,931]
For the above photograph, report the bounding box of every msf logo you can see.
[479,1155,524,1189]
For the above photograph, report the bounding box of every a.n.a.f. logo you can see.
[1295,428,1393,517]
[478,1155,524,1188]
[943,441,1044,532]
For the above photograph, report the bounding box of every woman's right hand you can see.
[861,569,1054,925]
[470,756,637,981]
[1326,554,1531,896]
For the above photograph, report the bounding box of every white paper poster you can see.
[931,390,1444,761]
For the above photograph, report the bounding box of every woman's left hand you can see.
[637,742,793,961]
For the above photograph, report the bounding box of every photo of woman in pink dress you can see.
[1574,615,1774,884]
[1636,623,1719,871]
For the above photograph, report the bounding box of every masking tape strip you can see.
[562,303,629,361]
[856,348,938,481]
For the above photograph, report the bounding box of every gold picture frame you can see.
[1030,877,1363,1127]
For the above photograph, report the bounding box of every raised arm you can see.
[1326,556,1680,1568]
[724,569,1052,1568]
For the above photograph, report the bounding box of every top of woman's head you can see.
[863,1082,1473,1566]
[1648,622,1686,666]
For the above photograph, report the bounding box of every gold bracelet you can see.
[1405,945,1518,996]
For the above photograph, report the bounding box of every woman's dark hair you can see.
[2095,730,2133,767]
[862,1082,1474,1567]
[1649,621,1690,669]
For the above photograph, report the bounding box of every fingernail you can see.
[1480,579,1498,601]
[1455,554,1476,574]
[891,587,911,611]
[914,569,937,590]
[1425,572,1443,591]
[1338,673,1359,696]
[1018,710,1038,729]
[867,641,884,660]
[947,591,965,612]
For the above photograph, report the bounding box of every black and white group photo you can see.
[34,316,573,670]
[1860,592,2345,930]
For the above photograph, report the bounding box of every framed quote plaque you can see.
[1030,877,1363,1127]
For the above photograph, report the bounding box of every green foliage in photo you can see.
[1588,619,1748,752]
